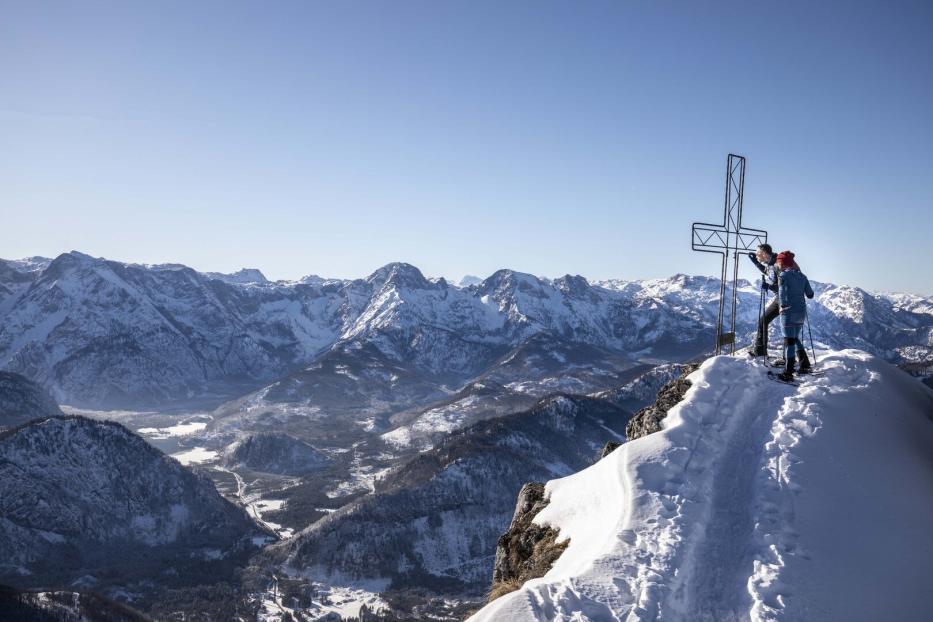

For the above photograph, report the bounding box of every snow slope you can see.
[469,350,933,621]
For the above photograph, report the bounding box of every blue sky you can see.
[2,1,931,294]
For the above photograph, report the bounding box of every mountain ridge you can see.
[1,252,930,409]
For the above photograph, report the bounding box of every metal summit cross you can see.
[692,154,768,355]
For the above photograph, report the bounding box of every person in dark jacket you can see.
[748,243,779,356]
[775,250,815,381]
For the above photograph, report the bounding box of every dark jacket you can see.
[749,254,779,294]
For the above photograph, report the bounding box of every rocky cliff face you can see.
[488,483,567,601]
[0,416,266,597]
[625,363,700,441]
[0,371,62,429]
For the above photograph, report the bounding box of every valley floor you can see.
[470,350,933,621]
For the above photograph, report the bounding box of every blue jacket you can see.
[778,269,814,325]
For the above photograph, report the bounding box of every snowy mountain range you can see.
[2,251,930,409]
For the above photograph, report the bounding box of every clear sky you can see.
[2,1,931,294]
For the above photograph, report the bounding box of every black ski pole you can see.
[757,280,764,363]
[762,276,770,364]
[805,305,817,366]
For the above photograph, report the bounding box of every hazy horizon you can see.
[4,248,929,296]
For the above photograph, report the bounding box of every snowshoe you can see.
[767,370,799,386]
[797,366,825,376]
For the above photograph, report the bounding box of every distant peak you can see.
[458,275,483,288]
[554,274,591,295]
[299,274,325,286]
[366,262,430,289]
[41,251,99,277]
[205,268,269,285]
[0,256,53,278]
[479,269,543,294]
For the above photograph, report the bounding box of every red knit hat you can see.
[776,251,797,268]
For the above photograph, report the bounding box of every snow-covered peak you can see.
[458,274,484,288]
[469,350,933,621]
[478,269,548,297]
[552,274,592,298]
[39,250,97,277]
[366,262,432,290]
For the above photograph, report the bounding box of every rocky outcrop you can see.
[625,363,701,440]
[488,483,567,602]
[599,440,622,459]
[898,358,933,394]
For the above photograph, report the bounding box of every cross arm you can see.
[692,222,768,253]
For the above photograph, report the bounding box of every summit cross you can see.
[691,154,768,355]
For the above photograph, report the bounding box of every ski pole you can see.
[805,305,817,366]
[757,281,765,363]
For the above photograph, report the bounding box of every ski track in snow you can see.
[469,349,933,622]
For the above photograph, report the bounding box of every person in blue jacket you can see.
[747,243,779,356]
[775,250,815,381]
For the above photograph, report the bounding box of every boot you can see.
[750,328,767,357]
[777,357,795,382]
[797,349,812,374]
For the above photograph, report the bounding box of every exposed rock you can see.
[596,363,686,412]
[898,358,933,396]
[625,363,701,441]
[599,440,622,459]
[488,483,568,602]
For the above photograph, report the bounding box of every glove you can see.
[747,252,757,262]
[760,279,770,291]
